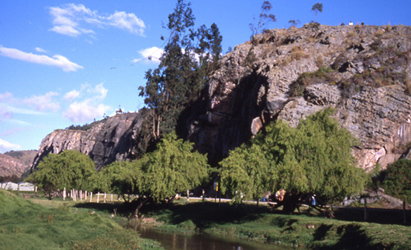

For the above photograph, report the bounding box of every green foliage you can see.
[290,67,335,96]
[383,159,411,203]
[26,150,95,194]
[220,144,270,203]
[94,132,210,204]
[141,132,210,202]
[138,0,222,139]
[92,161,143,196]
[220,108,366,205]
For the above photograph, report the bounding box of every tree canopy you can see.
[138,0,222,140]
[94,132,210,211]
[383,159,411,203]
[27,150,95,194]
[220,108,366,211]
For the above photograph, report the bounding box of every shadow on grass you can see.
[313,224,390,250]
[139,201,270,229]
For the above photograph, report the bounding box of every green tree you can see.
[26,150,95,197]
[92,160,143,202]
[138,0,222,140]
[219,108,366,213]
[93,132,210,215]
[220,144,270,205]
[383,159,411,223]
[141,132,210,203]
[311,3,323,22]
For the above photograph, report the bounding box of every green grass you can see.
[141,201,411,249]
[0,190,164,250]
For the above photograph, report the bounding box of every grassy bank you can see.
[0,190,164,250]
[140,201,411,249]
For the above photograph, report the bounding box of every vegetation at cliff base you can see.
[220,108,367,212]
[93,132,210,214]
[26,150,95,197]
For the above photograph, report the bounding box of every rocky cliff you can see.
[187,24,411,170]
[32,111,149,170]
[33,25,411,172]
[0,153,28,178]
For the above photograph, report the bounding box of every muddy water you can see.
[137,226,289,250]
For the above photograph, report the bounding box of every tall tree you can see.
[138,0,222,140]
[219,108,366,212]
[26,150,95,197]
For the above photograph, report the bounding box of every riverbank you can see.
[139,200,411,249]
[3,190,410,249]
[0,190,164,250]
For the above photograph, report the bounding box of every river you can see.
[137,226,291,250]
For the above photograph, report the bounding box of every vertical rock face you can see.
[32,112,147,170]
[187,24,411,170]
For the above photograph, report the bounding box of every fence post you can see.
[85,190,87,200]
[111,194,113,203]
[187,190,189,203]
[90,192,93,202]
[63,187,66,201]
[104,193,107,203]
[97,192,100,203]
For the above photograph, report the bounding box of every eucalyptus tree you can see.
[138,0,222,140]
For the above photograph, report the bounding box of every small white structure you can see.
[1,182,19,191]
[18,182,35,192]
[0,182,35,191]
[349,21,354,26]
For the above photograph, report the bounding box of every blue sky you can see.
[1,0,410,153]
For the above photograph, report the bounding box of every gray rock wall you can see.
[187,24,411,170]
[32,112,147,170]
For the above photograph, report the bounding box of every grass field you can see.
[2,190,411,249]
[0,190,164,250]
[140,200,411,249]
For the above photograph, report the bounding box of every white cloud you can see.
[35,47,48,53]
[22,92,60,112]
[64,90,80,100]
[63,100,110,123]
[0,46,83,72]
[63,83,110,123]
[49,3,145,37]
[107,11,145,35]
[133,46,163,63]
[0,138,22,153]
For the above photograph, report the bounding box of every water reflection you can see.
[137,226,285,250]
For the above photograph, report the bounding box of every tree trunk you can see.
[403,200,407,225]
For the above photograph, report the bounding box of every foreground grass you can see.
[0,190,164,250]
[141,201,411,250]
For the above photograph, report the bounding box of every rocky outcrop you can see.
[187,24,411,170]
[32,111,148,170]
[0,153,27,178]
